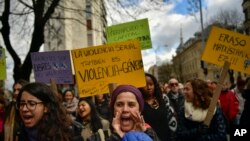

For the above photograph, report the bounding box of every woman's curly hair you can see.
[186,78,213,109]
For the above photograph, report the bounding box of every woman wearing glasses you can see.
[16,82,83,141]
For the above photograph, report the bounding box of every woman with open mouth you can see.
[15,82,83,141]
[107,84,161,141]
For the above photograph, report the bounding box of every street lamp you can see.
[198,0,208,79]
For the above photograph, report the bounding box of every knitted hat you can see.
[110,85,144,111]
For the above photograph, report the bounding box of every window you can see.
[87,20,92,30]
[87,33,93,46]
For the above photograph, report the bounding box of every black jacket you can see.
[176,107,227,141]
[17,121,83,141]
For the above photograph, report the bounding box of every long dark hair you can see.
[75,97,103,132]
[140,73,165,107]
[16,82,72,141]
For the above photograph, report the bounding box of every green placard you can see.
[107,18,152,50]
[0,48,6,80]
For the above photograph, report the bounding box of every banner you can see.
[71,40,146,97]
[202,26,250,74]
[0,48,6,80]
[31,50,74,84]
[107,18,152,50]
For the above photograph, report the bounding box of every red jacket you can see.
[219,90,239,121]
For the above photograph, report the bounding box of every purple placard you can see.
[31,50,73,84]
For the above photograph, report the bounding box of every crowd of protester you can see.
[0,73,249,141]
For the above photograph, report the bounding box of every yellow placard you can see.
[71,40,146,97]
[202,26,250,74]
[0,48,6,80]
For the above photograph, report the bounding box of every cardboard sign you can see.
[0,48,6,80]
[204,61,230,126]
[31,50,74,84]
[71,40,146,97]
[202,26,250,74]
[107,18,152,50]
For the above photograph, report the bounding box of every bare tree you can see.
[157,62,173,83]
[187,1,244,84]
[208,8,244,29]
[105,0,168,24]
[0,0,170,82]
[0,0,103,82]
[0,0,62,81]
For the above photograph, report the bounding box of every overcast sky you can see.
[106,0,244,70]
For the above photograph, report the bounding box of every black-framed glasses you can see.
[16,100,44,111]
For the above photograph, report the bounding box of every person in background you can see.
[176,78,227,141]
[63,89,79,120]
[218,83,239,132]
[231,78,245,126]
[240,77,250,129]
[4,79,29,141]
[140,73,177,141]
[207,80,217,92]
[206,80,212,89]
[178,83,184,94]
[75,97,110,141]
[108,84,160,141]
[12,79,29,102]
[210,81,218,91]
[16,82,82,141]
[162,82,170,101]
[56,88,63,103]
[0,95,5,140]
[167,78,185,128]
[0,88,11,106]
[94,94,111,122]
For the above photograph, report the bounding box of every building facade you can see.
[243,0,250,35]
[44,0,107,51]
[171,24,230,84]
[42,0,107,92]
[172,33,209,83]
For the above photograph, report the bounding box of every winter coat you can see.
[142,101,176,141]
[176,107,227,141]
[219,89,239,121]
[63,97,79,120]
[95,99,111,122]
[167,91,185,120]
[17,121,83,141]
[240,89,250,128]
[80,119,110,141]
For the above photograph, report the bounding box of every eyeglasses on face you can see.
[16,100,44,111]
[170,83,179,87]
